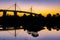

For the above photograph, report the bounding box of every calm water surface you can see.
[0,29,60,40]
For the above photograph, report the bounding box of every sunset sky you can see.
[0,0,60,16]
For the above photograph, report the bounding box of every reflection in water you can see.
[0,29,60,40]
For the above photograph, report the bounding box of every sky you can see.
[0,0,60,16]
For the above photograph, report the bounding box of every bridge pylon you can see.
[30,6,33,13]
[14,3,17,16]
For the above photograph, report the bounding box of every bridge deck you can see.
[0,9,37,15]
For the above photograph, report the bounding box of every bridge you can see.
[0,3,37,17]
[0,9,37,16]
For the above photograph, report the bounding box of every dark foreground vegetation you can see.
[0,13,60,37]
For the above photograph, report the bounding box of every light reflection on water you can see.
[0,29,60,40]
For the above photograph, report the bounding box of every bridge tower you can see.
[31,6,32,13]
[14,3,17,16]
[30,6,33,16]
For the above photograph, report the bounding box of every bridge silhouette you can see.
[0,9,37,15]
[0,3,60,37]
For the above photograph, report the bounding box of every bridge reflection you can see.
[0,10,60,37]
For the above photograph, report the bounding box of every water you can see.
[0,29,60,40]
